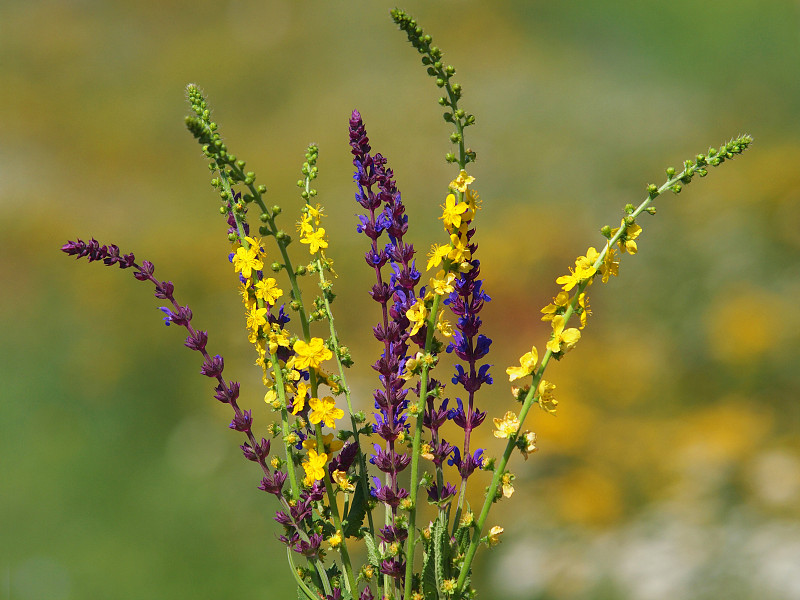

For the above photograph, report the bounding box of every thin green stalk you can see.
[403,293,442,599]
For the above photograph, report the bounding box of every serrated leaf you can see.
[433,513,451,588]
[363,532,380,568]
[343,478,367,538]
[422,537,437,600]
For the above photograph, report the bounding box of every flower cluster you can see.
[63,10,753,600]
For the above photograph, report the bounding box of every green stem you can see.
[455,164,700,593]
[403,294,442,599]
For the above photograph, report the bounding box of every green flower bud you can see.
[271,262,282,272]
[272,205,281,215]
[276,230,286,240]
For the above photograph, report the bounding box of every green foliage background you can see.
[3,1,800,599]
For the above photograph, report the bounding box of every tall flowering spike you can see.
[351,111,417,579]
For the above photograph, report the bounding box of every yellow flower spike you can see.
[440,193,469,230]
[506,345,538,382]
[449,169,475,193]
[546,315,581,354]
[292,337,333,371]
[493,411,520,439]
[487,526,504,547]
[308,396,344,428]
[426,243,450,271]
[406,299,429,336]
[301,448,328,486]
[537,379,558,414]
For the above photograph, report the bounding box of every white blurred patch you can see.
[748,450,800,507]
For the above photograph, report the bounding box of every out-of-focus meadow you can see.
[3,1,800,598]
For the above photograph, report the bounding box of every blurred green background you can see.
[3,1,800,598]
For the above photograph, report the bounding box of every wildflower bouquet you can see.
[61,9,751,600]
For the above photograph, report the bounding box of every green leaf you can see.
[433,513,451,589]
[422,537,438,600]
[343,478,367,538]
[363,532,381,568]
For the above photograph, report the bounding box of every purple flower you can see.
[200,354,224,377]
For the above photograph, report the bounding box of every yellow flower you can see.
[246,305,268,333]
[327,530,342,549]
[406,299,429,336]
[332,470,355,493]
[520,431,538,459]
[440,193,469,230]
[487,525,504,547]
[506,345,538,382]
[426,244,451,271]
[611,219,642,254]
[541,291,570,322]
[501,472,515,498]
[292,337,332,371]
[420,442,434,461]
[449,170,475,193]
[538,379,558,414]
[232,244,263,279]
[546,315,581,354]
[308,396,344,428]
[291,381,310,415]
[447,232,471,264]
[493,411,520,439]
[465,189,481,212]
[307,203,325,225]
[430,272,456,296]
[254,278,283,305]
[577,293,591,329]
[267,326,291,356]
[301,448,328,486]
[297,213,314,234]
[302,432,343,454]
[600,245,620,283]
[300,227,328,254]
[264,389,278,406]
[436,310,453,338]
